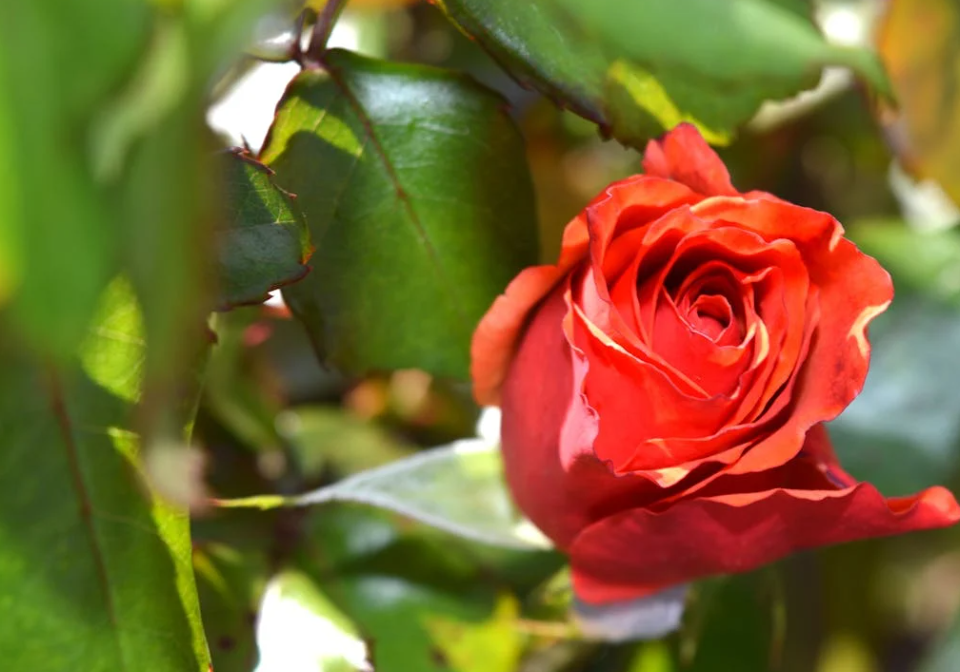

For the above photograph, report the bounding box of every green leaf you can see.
[216,438,552,551]
[679,572,784,671]
[0,1,147,357]
[847,219,960,304]
[260,49,539,379]
[216,150,312,309]
[0,281,209,671]
[296,505,531,672]
[435,0,890,146]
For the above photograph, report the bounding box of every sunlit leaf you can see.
[425,594,524,672]
[0,283,209,671]
[260,49,539,379]
[878,0,960,204]
[435,0,890,147]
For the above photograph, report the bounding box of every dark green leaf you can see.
[435,0,890,146]
[216,150,312,309]
[0,279,209,671]
[261,50,539,379]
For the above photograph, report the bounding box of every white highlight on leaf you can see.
[255,573,372,672]
[206,18,362,152]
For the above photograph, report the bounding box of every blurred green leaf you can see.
[435,0,889,147]
[0,282,209,671]
[848,220,960,304]
[279,405,414,478]
[679,572,783,672]
[563,0,890,97]
[261,49,539,379]
[218,439,552,550]
[425,594,524,672]
[917,609,960,672]
[297,505,533,672]
[828,291,960,496]
[216,150,312,309]
[0,1,147,357]
[194,544,269,672]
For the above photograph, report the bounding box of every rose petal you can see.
[691,198,894,475]
[642,123,739,197]
[569,427,960,604]
[499,280,658,547]
[474,176,701,405]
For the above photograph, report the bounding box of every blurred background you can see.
[188,0,960,670]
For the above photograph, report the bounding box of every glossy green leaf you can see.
[261,49,539,379]
[216,438,552,550]
[216,150,312,309]
[435,0,890,146]
[0,282,209,671]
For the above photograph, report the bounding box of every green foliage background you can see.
[3,1,960,671]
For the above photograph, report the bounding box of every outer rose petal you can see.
[642,123,738,197]
[569,427,960,604]
[499,280,658,547]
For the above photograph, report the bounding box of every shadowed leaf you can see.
[216,149,312,309]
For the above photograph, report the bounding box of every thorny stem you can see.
[304,0,349,68]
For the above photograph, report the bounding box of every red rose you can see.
[471,124,960,605]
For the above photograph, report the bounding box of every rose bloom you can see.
[472,124,960,605]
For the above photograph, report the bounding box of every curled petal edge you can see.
[569,481,960,604]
